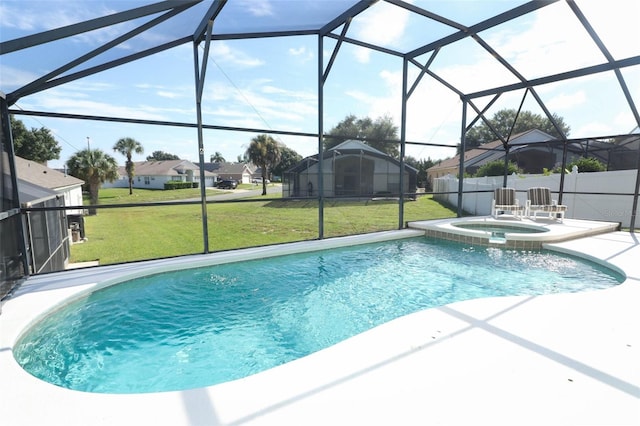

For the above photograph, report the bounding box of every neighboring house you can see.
[15,156,85,273]
[598,126,640,171]
[16,156,84,215]
[428,127,640,182]
[104,160,217,189]
[282,140,417,198]
[427,129,559,181]
[202,162,255,184]
[251,166,267,182]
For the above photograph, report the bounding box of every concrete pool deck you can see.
[0,220,638,425]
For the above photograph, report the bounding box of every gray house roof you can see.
[202,162,254,176]
[120,160,215,177]
[332,139,388,156]
[428,129,554,173]
[15,156,84,205]
[15,156,84,190]
[286,140,417,174]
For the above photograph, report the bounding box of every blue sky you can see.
[1,0,639,169]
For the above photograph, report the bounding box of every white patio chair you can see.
[491,188,523,219]
[526,187,567,222]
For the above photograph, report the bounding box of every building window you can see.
[144,176,150,185]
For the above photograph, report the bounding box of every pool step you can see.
[488,232,507,244]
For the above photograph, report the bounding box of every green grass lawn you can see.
[95,187,217,203]
[71,187,456,265]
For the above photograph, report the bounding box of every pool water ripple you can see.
[14,238,623,393]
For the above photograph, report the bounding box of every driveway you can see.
[186,183,281,202]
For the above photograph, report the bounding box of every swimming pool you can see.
[13,236,623,394]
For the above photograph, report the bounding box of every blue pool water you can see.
[14,237,623,394]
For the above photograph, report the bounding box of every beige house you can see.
[427,129,556,182]
[202,162,255,184]
[104,159,217,189]
[426,139,504,182]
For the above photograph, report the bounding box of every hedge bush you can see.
[567,157,606,172]
[474,160,521,177]
[164,181,198,190]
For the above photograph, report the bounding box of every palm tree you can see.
[113,137,144,195]
[66,149,119,215]
[245,134,281,195]
[210,151,226,163]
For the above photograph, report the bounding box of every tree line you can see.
[6,114,446,201]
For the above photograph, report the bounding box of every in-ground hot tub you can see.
[450,220,548,246]
[408,217,620,249]
[453,221,548,236]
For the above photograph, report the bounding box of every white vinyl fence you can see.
[433,168,638,228]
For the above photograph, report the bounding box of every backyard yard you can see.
[70,188,456,265]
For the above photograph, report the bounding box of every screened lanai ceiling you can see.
[2,0,640,157]
[3,0,640,99]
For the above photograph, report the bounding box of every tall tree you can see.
[405,155,435,190]
[325,114,399,157]
[113,137,144,195]
[245,134,281,195]
[463,109,571,152]
[271,145,302,178]
[210,151,226,163]
[10,116,61,163]
[146,150,179,161]
[66,149,119,215]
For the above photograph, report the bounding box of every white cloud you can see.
[211,42,264,68]
[22,84,192,122]
[485,2,605,79]
[238,0,273,17]
[0,66,39,91]
[614,110,636,130]
[156,91,181,99]
[545,91,587,111]
[288,46,314,62]
[289,47,306,56]
[335,59,464,160]
[202,79,317,130]
[350,1,410,63]
[578,0,640,59]
[67,81,115,93]
[353,2,409,47]
[353,46,372,64]
[574,121,613,137]
[132,81,192,100]
[344,89,376,104]
[0,4,39,30]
